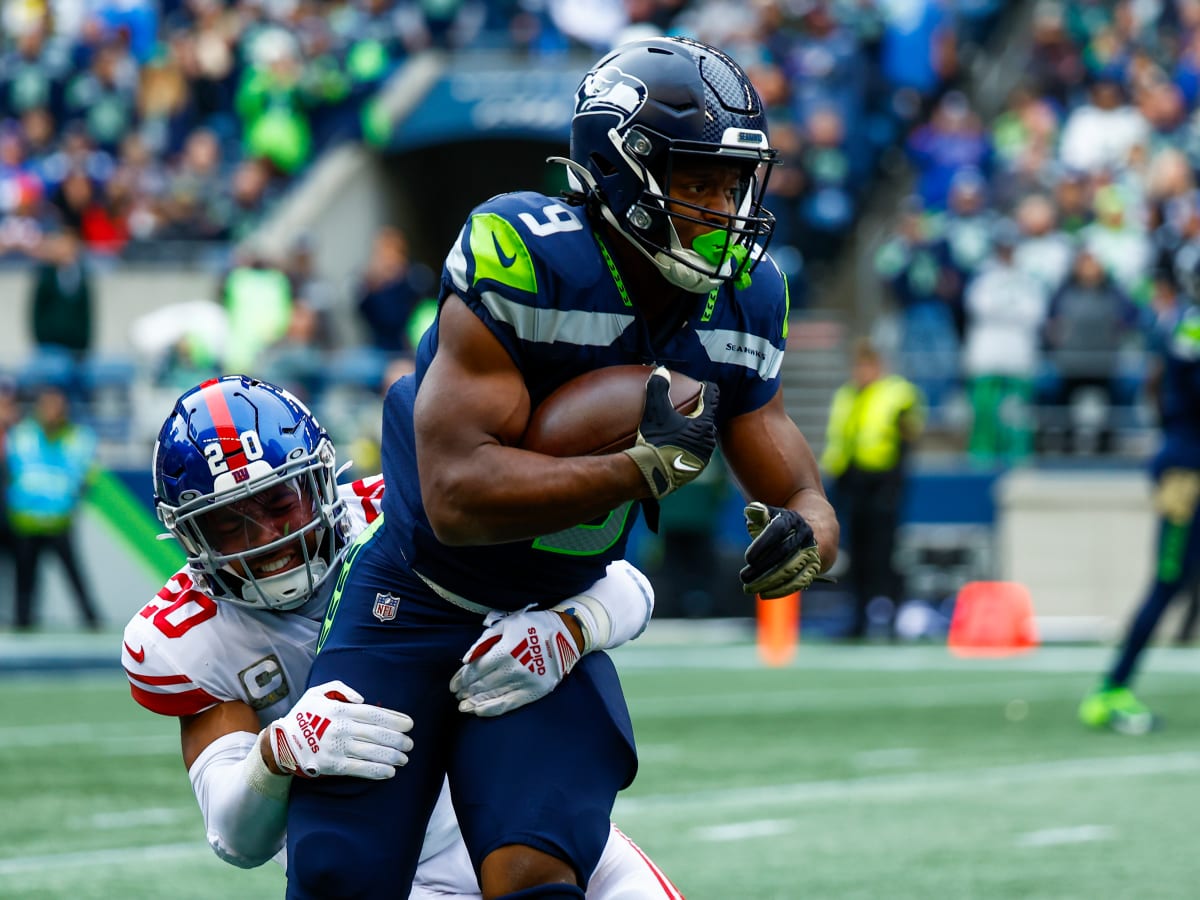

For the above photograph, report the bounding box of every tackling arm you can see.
[415,294,653,545]
[182,702,291,869]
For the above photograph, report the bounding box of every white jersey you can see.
[123,475,680,898]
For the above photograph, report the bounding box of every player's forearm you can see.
[188,730,290,869]
[421,445,647,545]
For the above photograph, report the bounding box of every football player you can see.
[122,376,681,899]
[289,37,837,900]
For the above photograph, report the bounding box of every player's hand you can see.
[266,680,413,779]
[450,608,582,717]
[623,366,719,499]
[740,502,823,598]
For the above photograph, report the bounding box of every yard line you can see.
[693,820,796,842]
[1016,825,1116,847]
[0,842,205,875]
[0,721,176,751]
[626,677,1111,718]
[615,751,1200,817]
[614,644,1200,674]
[73,808,193,829]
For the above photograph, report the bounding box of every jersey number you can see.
[204,429,264,476]
[518,204,583,237]
[139,593,218,638]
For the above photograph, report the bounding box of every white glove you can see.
[450,607,582,717]
[266,680,414,779]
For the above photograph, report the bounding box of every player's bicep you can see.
[181,701,261,770]
[416,293,530,455]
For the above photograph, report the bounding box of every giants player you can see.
[121,375,682,899]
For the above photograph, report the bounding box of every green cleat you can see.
[1078,686,1157,734]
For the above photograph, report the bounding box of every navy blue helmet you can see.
[557,37,778,292]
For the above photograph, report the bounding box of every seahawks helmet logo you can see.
[575,65,647,125]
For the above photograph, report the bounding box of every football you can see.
[521,365,703,457]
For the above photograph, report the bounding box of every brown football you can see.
[521,365,703,457]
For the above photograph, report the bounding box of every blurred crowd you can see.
[873,0,1200,465]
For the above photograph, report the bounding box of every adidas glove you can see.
[265,680,413,779]
[450,607,582,717]
[740,502,823,599]
[623,366,719,499]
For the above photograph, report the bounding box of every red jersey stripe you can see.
[612,826,685,898]
[128,682,222,717]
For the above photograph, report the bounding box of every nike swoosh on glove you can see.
[623,367,719,499]
[450,607,581,717]
[266,680,414,779]
[739,502,823,599]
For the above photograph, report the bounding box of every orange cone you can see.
[947,581,1039,657]
[757,592,800,666]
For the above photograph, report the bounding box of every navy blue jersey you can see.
[1152,305,1200,477]
[379,191,792,609]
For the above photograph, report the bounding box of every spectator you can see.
[874,196,962,408]
[822,338,924,640]
[1013,192,1075,295]
[0,377,18,614]
[355,225,434,358]
[1058,71,1148,174]
[219,250,294,374]
[5,384,101,631]
[29,228,94,372]
[1041,246,1140,454]
[235,28,313,177]
[906,90,992,211]
[961,219,1050,465]
[1081,183,1152,300]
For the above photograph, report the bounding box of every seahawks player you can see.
[122,376,679,899]
[288,37,837,900]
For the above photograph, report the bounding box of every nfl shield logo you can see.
[372,592,401,622]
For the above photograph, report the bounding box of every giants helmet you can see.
[555,36,778,293]
[153,376,351,611]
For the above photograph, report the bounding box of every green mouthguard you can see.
[691,230,752,288]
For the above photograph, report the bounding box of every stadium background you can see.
[0,0,1185,642]
[5,2,1200,897]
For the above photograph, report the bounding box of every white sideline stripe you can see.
[693,819,796,842]
[1016,825,1116,848]
[614,644,1200,674]
[0,842,204,875]
[614,751,1200,816]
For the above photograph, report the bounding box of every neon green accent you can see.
[782,274,791,340]
[595,235,632,306]
[1078,685,1154,732]
[532,502,635,556]
[84,470,185,581]
[1159,522,1188,582]
[700,287,718,323]
[317,513,384,654]
[406,298,438,348]
[470,214,537,293]
[691,232,751,289]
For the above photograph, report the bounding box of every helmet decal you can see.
[575,66,648,125]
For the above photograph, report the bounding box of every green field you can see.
[3,640,1199,899]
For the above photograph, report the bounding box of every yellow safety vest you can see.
[821,375,923,476]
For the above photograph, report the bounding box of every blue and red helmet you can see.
[557,36,778,292]
[153,376,350,611]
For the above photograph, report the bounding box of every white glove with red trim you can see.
[450,607,582,718]
[266,680,413,779]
